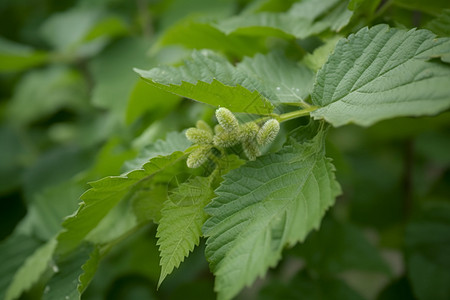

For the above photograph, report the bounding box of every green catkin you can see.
[242,140,260,161]
[213,130,240,148]
[185,128,213,145]
[257,119,280,146]
[196,120,213,134]
[214,124,224,134]
[240,122,260,142]
[215,107,240,133]
[186,145,212,168]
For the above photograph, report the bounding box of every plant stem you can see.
[276,106,319,123]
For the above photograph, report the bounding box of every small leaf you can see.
[157,176,214,286]
[203,127,341,300]
[56,151,186,255]
[311,25,450,126]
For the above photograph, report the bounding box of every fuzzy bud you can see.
[214,124,224,135]
[213,130,240,148]
[242,140,260,161]
[257,119,280,146]
[185,128,213,144]
[215,107,239,133]
[186,145,212,168]
[240,122,260,142]
[196,120,213,134]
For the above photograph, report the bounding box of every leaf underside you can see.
[311,24,450,126]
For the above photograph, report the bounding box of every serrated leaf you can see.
[5,238,57,300]
[203,128,341,300]
[405,202,450,300]
[0,235,42,300]
[311,25,450,127]
[136,50,315,113]
[214,0,352,38]
[157,176,214,286]
[43,243,100,300]
[124,131,191,171]
[56,151,186,255]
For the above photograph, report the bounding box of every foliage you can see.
[0,0,449,299]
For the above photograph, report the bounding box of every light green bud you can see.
[196,120,213,134]
[185,128,213,144]
[186,145,212,168]
[213,130,240,148]
[240,122,260,142]
[257,119,280,146]
[242,140,260,161]
[215,107,240,133]
[214,124,224,134]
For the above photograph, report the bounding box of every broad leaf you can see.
[405,202,450,300]
[157,176,214,286]
[43,243,100,300]
[136,50,315,113]
[56,151,186,255]
[214,0,352,38]
[203,127,341,300]
[5,239,57,300]
[311,25,450,126]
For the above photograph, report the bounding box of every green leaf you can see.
[260,271,365,300]
[0,235,42,300]
[157,176,214,286]
[425,9,450,37]
[125,79,181,125]
[124,131,191,171]
[136,50,315,113]
[56,151,186,255]
[203,128,341,300]
[155,19,265,57]
[43,243,100,300]
[5,238,57,300]
[214,0,352,38]
[90,37,153,113]
[0,37,48,73]
[311,25,450,127]
[7,66,88,126]
[392,0,450,16]
[294,218,390,274]
[405,202,450,300]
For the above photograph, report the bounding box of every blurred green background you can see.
[1,0,449,299]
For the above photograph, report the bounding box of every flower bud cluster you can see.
[185,107,280,168]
